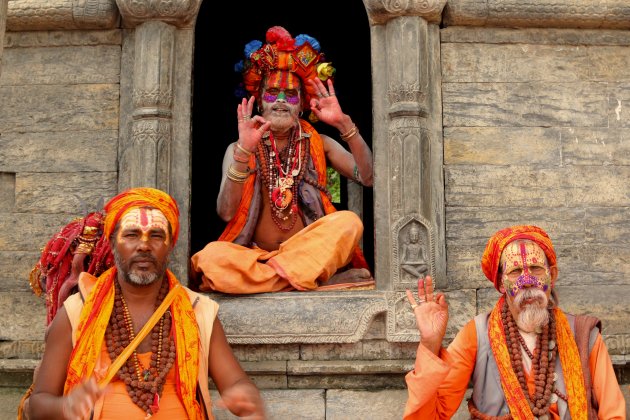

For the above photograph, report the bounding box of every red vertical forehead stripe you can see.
[480,225,557,291]
[103,187,180,245]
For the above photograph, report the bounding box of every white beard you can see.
[514,288,549,333]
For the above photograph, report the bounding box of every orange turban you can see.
[103,187,180,245]
[481,225,557,290]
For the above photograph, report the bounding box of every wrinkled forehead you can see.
[119,207,169,232]
[500,240,548,267]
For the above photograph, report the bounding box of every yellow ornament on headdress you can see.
[317,63,336,81]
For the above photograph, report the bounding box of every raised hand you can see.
[307,78,345,127]
[236,96,271,153]
[405,276,449,356]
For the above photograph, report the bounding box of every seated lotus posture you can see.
[404,225,625,419]
[191,26,375,294]
[27,188,266,419]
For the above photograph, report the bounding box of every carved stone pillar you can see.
[365,0,447,295]
[116,0,201,279]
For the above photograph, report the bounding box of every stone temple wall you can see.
[0,0,629,418]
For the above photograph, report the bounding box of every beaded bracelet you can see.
[339,124,359,142]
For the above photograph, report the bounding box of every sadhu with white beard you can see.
[403,225,625,419]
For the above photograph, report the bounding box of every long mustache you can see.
[514,288,547,308]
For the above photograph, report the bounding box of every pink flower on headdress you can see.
[266,26,295,51]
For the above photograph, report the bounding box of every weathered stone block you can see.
[326,389,406,419]
[444,127,561,166]
[0,84,119,133]
[561,127,630,166]
[230,344,300,362]
[300,343,364,361]
[0,45,120,85]
[15,171,117,213]
[0,251,41,291]
[288,373,406,390]
[210,389,325,420]
[4,30,121,48]
[442,43,630,83]
[443,82,608,127]
[0,213,78,251]
[0,131,118,172]
[0,292,46,341]
[0,340,44,360]
[0,172,15,212]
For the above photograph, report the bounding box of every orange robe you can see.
[403,319,626,419]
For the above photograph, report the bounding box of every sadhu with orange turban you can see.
[403,224,626,419]
[23,188,264,419]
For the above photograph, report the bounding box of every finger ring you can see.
[323,93,330,97]
[317,93,324,98]
[411,303,418,310]
[329,93,336,96]
[243,115,251,120]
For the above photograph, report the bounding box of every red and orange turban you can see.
[238,26,335,110]
[481,225,557,290]
[103,187,180,245]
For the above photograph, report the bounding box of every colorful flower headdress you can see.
[235,26,336,111]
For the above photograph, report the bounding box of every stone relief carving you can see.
[132,88,173,110]
[392,215,435,290]
[7,0,119,30]
[385,292,420,342]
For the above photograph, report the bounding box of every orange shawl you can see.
[487,296,587,419]
[64,267,203,419]
[219,119,369,270]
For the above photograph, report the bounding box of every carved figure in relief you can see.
[403,225,625,419]
[190,26,375,294]
[401,223,428,279]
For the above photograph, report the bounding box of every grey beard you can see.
[113,248,167,286]
[514,288,550,333]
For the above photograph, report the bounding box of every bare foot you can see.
[325,268,373,286]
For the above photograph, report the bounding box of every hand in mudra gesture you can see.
[307,78,345,127]
[405,276,449,355]
[236,96,271,152]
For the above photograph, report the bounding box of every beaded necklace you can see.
[256,129,308,231]
[105,279,176,417]
[468,300,560,420]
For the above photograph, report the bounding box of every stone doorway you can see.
[190,0,375,276]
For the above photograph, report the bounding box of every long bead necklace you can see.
[105,279,176,417]
[468,301,559,420]
[257,130,308,231]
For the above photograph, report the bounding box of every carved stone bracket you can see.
[7,0,119,31]
[363,0,447,25]
[116,0,202,28]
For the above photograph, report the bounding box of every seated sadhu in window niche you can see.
[191,26,375,294]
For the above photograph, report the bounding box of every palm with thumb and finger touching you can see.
[405,276,449,355]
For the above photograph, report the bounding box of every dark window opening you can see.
[190,1,374,286]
